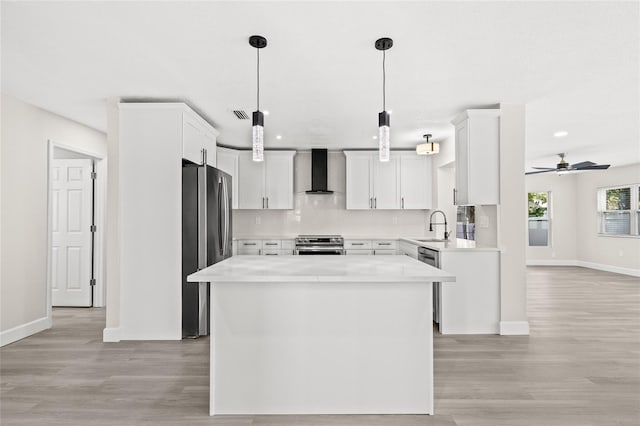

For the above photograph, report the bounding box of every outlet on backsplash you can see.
[392,216,398,225]
[255,216,261,225]
[477,216,489,228]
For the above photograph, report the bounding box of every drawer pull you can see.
[243,243,257,246]
[265,243,277,246]
[378,243,391,246]
[352,243,365,246]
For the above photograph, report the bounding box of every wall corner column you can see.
[498,103,529,335]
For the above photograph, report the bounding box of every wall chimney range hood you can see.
[306,149,333,194]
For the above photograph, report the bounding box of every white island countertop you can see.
[400,237,501,252]
[188,255,455,283]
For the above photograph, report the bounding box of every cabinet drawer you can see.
[263,249,294,256]
[344,240,372,249]
[345,249,374,255]
[262,240,282,249]
[373,240,398,249]
[237,239,262,249]
[281,240,294,250]
[374,249,397,255]
[237,248,261,255]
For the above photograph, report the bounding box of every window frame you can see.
[528,191,552,247]
[597,184,640,237]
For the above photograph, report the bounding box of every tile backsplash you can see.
[233,151,433,238]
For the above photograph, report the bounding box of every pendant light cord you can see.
[382,49,386,111]
[256,48,260,111]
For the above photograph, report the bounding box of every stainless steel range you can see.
[295,235,344,255]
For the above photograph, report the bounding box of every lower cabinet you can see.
[344,239,398,255]
[236,239,294,256]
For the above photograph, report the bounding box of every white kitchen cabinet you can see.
[345,151,431,210]
[344,151,399,209]
[344,153,373,209]
[451,110,500,205]
[183,112,217,167]
[118,102,218,340]
[399,154,433,209]
[237,151,295,210]
[236,239,262,255]
[344,239,397,255]
[216,147,239,209]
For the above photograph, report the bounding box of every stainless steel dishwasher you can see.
[418,246,440,324]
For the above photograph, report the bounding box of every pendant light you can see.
[416,134,440,155]
[249,35,267,162]
[375,37,393,162]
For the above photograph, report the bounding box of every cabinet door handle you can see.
[369,198,372,209]
[401,197,404,209]
[266,197,269,209]
[374,198,377,209]
[262,197,265,209]
[201,148,207,166]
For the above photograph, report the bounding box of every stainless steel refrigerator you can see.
[182,162,232,338]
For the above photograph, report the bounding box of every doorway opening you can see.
[47,141,106,315]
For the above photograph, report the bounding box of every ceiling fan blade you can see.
[570,161,596,169]
[526,169,554,175]
[531,167,556,170]
[577,164,610,170]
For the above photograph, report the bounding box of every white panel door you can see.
[51,159,93,307]
[454,120,469,205]
[264,152,294,209]
[345,153,373,210]
[237,152,265,209]
[400,154,432,209]
[372,155,400,209]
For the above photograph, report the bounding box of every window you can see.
[598,184,640,236]
[528,192,550,246]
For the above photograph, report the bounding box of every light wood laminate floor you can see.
[1,266,639,425]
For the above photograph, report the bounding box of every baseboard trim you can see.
[575,261,640,277]
[527,259,577,266]
[102,327,121,342]
[0,316,52,347]
[500,321,530,336]
[526,259,639,277]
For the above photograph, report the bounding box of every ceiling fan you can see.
[526,153,610,175]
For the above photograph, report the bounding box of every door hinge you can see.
[91,171,97,180]
[90,225,97,232]
[89,278,96,286]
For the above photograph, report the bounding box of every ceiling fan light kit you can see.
[249,35,267,162]
[376,37,393,162]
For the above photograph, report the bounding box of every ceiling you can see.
[2,1,638,169]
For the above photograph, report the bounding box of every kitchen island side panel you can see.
[209,281,433,415]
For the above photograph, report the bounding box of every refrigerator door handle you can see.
[218,177,224,255]
[224,176,231,257]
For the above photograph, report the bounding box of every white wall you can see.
[0,94,107,346]
[498,103,528,335]
[575,163,640,273]
[525,164,640,275]
[526,173,578,263]
[233,151,437,238]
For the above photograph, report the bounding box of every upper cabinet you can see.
[344,151,432,210]
[451,110,500,205]
[182,112,217,167]
[237,150,296,210]
[216,148,239,209]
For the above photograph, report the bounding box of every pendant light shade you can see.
[249,35,267,162]
[252,110,264,161]
[375,37,393,162]
[416,134,440,155]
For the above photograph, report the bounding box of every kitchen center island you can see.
[187,255,455,416]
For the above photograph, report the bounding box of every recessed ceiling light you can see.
[553,131,568,138]
[388,110,393,114]
[372,135,378,140]
[263,110,270,116]
[276,135,282,140]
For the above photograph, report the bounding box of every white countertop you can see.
[400,238,501,252]
[188,255,456,283]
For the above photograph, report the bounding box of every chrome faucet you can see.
[429,210,451,240]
